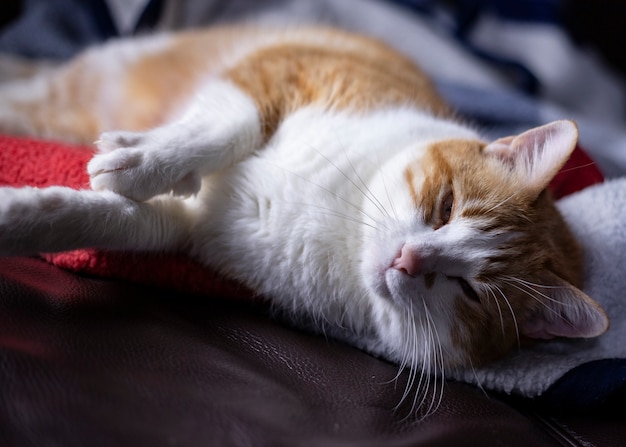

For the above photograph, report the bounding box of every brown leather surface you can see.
[0,257,621,446]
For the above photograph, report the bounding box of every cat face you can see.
[361,121,608,370]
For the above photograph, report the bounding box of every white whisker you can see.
[260,158,389,231]
[481,283,506,339]
[499,277,586,336]
[375,151,399,221]
[397,305,420,408]
[467,358,489,399]
[276,199,379,230]
[341,148,393,220]
[501,277,561,308]
[311,146,391,220]
[326,124,395,221]
[491,283,520,346]
[422,300,445,417]
[483,194,514,214]
[480,193,533,224]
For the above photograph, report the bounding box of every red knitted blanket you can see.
[0,134,604,297]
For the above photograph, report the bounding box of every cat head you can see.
[361,120,609,370]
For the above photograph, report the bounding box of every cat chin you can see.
[382,269,459,310]
[361,294,466,372]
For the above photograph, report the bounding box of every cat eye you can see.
[457,278,480,303]
[440,191,454,225]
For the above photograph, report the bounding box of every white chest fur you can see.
[190,106,479,347]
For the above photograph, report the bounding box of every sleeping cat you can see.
[0,25,609,401]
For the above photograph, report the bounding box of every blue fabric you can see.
[0,0,163,59]
[538,359,626,410]
[435,80,543,137]
[0,0,114,59]
[388,0,567,94]
[135,0,164,33]
[453,0,563,25]
[388,0,564,24]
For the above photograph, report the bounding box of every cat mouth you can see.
[384,266,481,306]
[383,267,429,306]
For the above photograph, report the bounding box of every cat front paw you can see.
[0,186,68,255]
[89,131,201,201]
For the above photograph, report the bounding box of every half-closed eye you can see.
[455,277,480,303]
[440,191,454,226]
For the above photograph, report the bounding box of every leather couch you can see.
[1,256,624,446]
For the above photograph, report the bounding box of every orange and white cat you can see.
[0,26,609,387]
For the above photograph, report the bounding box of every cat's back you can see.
[0,25,450,142]
[65,25,450,136]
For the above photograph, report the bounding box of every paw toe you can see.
[95,131,144,153]
[88,149,147,199]
[88,149,143,178]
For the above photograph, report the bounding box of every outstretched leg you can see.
[88,80,263,201]
[0,56,100,143]
[0,186,194,256]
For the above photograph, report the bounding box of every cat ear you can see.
[484,120,579,194]
[520,272,609,340]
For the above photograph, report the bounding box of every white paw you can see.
[88,131,201,201]
[0,187,68,255]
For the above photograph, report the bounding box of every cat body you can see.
[0,26,608,383]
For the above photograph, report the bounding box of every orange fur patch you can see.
[6,59,100,143]
[117,30,234,132]
[225,30,450,139]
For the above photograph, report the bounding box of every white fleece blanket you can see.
[454,178,626,397]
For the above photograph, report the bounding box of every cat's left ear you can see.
[520,272,609,340]
[484,120,578,195]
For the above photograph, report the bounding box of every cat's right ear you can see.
[520,272,609,340]
[484,120,579,195]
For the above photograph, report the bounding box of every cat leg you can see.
[0,63,98,143]
[0,186,194,256]
[88,80,263,201]
[0,75,49,137]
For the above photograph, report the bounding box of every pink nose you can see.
[392,244,421,277]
